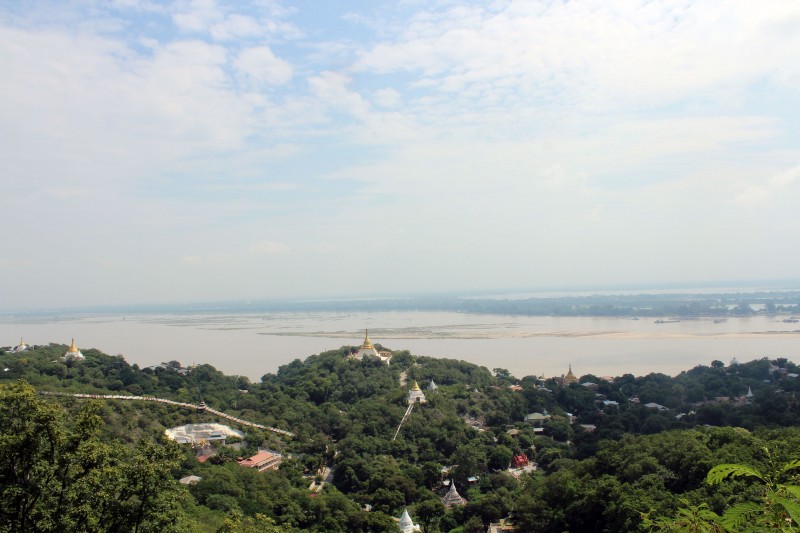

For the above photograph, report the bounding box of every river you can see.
[2,312,799,381]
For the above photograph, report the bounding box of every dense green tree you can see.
[0,382,184,532]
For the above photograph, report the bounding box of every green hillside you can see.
[3,342,800,532]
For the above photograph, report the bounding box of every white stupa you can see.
[397,508,421,532]
[62,338,85,361]
[442,480,466,507]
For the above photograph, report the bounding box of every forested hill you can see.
[3,342,800,532]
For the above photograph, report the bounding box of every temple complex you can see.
[442,480,466,507]
[407,381,427,404]
[62,338,84,361]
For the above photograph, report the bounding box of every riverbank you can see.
[3,312,799,382]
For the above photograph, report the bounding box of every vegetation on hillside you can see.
[2,341,800,531]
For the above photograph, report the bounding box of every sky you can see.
[1,0,800,311]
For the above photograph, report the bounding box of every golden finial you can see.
[362,329,373,349]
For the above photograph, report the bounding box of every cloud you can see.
[248,241,290,254]
[210,14,262,40]
[352,0,800,114]
[172,0,224,33]
[372,87,402,108]
[308,71,371,118]
[234,46,293,86]
[731,163,800,208]
[181,254,235,264]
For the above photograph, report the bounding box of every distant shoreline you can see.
[2,287,799,318]
[265,330,800,340]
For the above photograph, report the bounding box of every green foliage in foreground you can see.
[0,382,184,533]
[642,451,800,532]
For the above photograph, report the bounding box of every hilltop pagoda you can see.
[350,329,392,364]
[562,364,578,385]
[12,338,27,353]
[62,338,85,361]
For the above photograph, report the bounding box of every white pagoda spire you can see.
[397,508,420,532]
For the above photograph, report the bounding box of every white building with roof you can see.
[165,423,244,445]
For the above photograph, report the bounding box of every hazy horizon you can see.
[2,1,799,311]
[2,280,799,315]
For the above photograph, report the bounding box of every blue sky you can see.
[1,0,799,310]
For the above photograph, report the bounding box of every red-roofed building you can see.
[511,454,529,468]
[237,450,282,472]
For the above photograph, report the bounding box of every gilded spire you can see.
[564,364,577,384]
[361,329,373,349]
[19,338,25,347]
[411,380,421,391]
[68,338,79,353]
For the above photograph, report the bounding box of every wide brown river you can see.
[2,312,799,381]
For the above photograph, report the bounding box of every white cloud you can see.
[249,241,290,254]
[732,163,800,208]
[210,14,262,40]
[181,253,235,264]
[172,0,224,33]
[308,71,371,118]
[372,87,402,108]
[353,0,800,114]
[234,46,293,86]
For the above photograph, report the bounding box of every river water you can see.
[2,312,799,381]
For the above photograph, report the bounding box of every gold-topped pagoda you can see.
[563,364,578,385]
[12,338,28,353]
[63,338,85,361]
[361,329,374,350]
[349,329,392,364]
[407,381,427,404]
